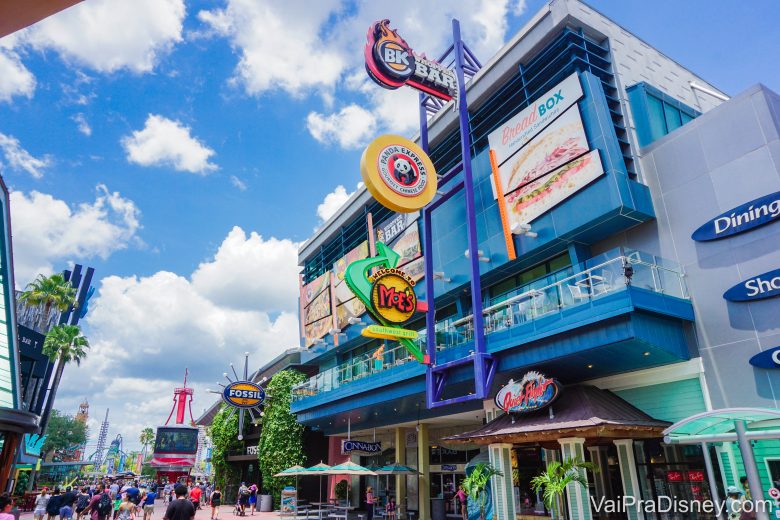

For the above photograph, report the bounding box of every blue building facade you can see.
[289,1,778,519]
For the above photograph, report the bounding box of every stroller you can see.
[233,500,246,517]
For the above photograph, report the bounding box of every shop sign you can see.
[361,135,438,214]
[666,471,683,482]
[692,191,780,241]
[495,371,560,414]
[376,211,419,244]
[442,465,457,471]
[371,268,417,324]
[749,346,780,369]
[362,324,418,341]
[342,440,382,455]
[365,19,456,101]
[723,268,780,302]
[246,445,259,456]
[488,73,584,167]
[687,470,705,482]
[222,380,266,409]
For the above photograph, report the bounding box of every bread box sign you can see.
[495,371,560,414]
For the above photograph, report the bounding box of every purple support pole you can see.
[421,91,437,398]
[452,21,487,387]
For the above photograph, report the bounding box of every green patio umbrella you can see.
[274,465,309,513]
[375,464,419,504]
[325,461,377,506]
[304,462,331,505]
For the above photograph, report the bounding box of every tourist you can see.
[365,486,376,520]
[163,485,194,520]
[740,476,752,501]
[60,487,78,520]
[726,486,744,520]
[46,488,62,520]
[109,483,119,501]
[142,486,157,520]
[248,485,257,516]
[455,485,467,520]
[208,487,221,520]
[34,488,50,520]
[204,483,213,507]
[84,485,112,520]
[237,483,249,516]
[117,496,133,520]
[385,497,396,520]
[0,495,15,520]
[76,487,91,520]
[188,484,201,511]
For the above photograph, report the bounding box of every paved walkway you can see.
[17,501,291,520]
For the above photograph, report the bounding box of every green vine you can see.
[208,406,243,490]
[258,369,306,504]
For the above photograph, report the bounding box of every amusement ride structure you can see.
[149,370,199,483]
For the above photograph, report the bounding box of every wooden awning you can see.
[1,0,83,38]
[445,385,670,445]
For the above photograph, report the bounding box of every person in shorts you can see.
[76,488,91,520]
[143,487,157,520]
[209,487,221,520]
[188,485,201,511]
[237,484,249,516]
[34,488,50,520]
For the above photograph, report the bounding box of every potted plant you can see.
[334,480,349,506]
[462,462,503,520]
[530,457,596,520]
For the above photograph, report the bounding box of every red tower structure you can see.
[149,370,199,483]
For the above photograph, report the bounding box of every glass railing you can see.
[292,249,688,402]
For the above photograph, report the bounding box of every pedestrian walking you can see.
[163,485,195,520]
[455,485,467,520]
[60,487,78,520]
[34,488,50,520]
[237,484,249,516]
[188,485,201,511]
[46,488,62,520]
[84,484,112,520]
[142,487,157,520]
[76,487,91,520]
[209,487,221,520]
[365,486,376,520]
[0,495,15,520]
[248,485,257,516]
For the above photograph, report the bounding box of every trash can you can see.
[260,495,272,512]
[431,497,445,520]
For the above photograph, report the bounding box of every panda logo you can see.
[392,155,417,186]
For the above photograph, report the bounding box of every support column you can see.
[395,427,407,517]
[735,421,768,520]
[418,424,430,520]
[488,443,516,520]
[586,446,612,502]
[701,442,724,520]
[613,440,644,520]
[558,438,591,520]
[0,432,20,493]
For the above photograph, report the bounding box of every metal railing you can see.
[292,250,688,402]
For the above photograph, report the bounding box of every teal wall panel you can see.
[614,378,705,423]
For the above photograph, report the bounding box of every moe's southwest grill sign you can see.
[365,19,457,101]
[370,268,417,324]
[692,191,780,241]
[495,371,560,414]
[222,381,266,409]
[723,268,780,302]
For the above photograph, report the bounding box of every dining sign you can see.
[495,371,560,414]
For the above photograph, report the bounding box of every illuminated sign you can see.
[362,324,418,341]
[371,268,417,323]
[361,134,438,213]
[342,440,382,455]
[749,346,780,369]
[222,381,266,409]
[495,371,560,414]
[344,241,427,363]
[692,191,780,241]
[365,19,456,101]
[723,268,780,302]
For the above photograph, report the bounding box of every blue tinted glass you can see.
[664,103,683,131]
[646,95,667,140]
[681,112,695,125]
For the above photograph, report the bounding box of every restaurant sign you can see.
[365,19,456,101]
[723,268,780,302]
[692,191,780,241]
[342,440,382,455]
[495,371,560,414]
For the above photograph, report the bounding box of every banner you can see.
[304,288,331,325]
[388,224,421,267]
[375,211,420,244]
[301,272,329,307]
[401,256,425,283]
[304,316,332,347]
[336,299,367,329]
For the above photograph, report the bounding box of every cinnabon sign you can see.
[495,371,560,414]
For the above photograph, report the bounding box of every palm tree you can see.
[462,462,503,520]
[139,427,156,459]
[530,458,596,520]
[39,325,89,432]
[19,273,77,331]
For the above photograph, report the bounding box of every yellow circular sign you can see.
[370,270,417,324]
[360,134,438,213]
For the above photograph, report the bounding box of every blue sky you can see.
[0,0,777,450]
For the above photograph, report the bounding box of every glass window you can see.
[664,102,683,132]
[646,95,667,141]
[154,428,198,454]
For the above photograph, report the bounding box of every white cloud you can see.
[53,226,301,451]
[22,0,185,73]
[198,0,345,96]
[10,185,141,284]
[0,133,49,178]
[306,105,376,149]
[230,175,247,191]
[72,113,92,136]
[191,226,300,313]
[122,114,217,174]
[0,47,35,102]
[316,183,361,222]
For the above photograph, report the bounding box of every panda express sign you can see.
[365,19,457,101]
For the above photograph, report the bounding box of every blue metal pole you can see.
[452,21,487,375]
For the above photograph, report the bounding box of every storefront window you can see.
[488,253,572,305]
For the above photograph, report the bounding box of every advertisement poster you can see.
[498,105,589,195]
[505,150,604,226]
[389,224,422,267]
[301,272,330,307]
[304,288,331,325]
[336,299,367,329]
[376,211,420,244]
[304,316,331,347]
[333,241,369,285]
[402,256,425,283]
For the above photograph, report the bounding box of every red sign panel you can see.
[687,470,705,482]
[666,471,683,482]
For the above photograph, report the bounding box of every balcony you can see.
[291,249,693,411]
